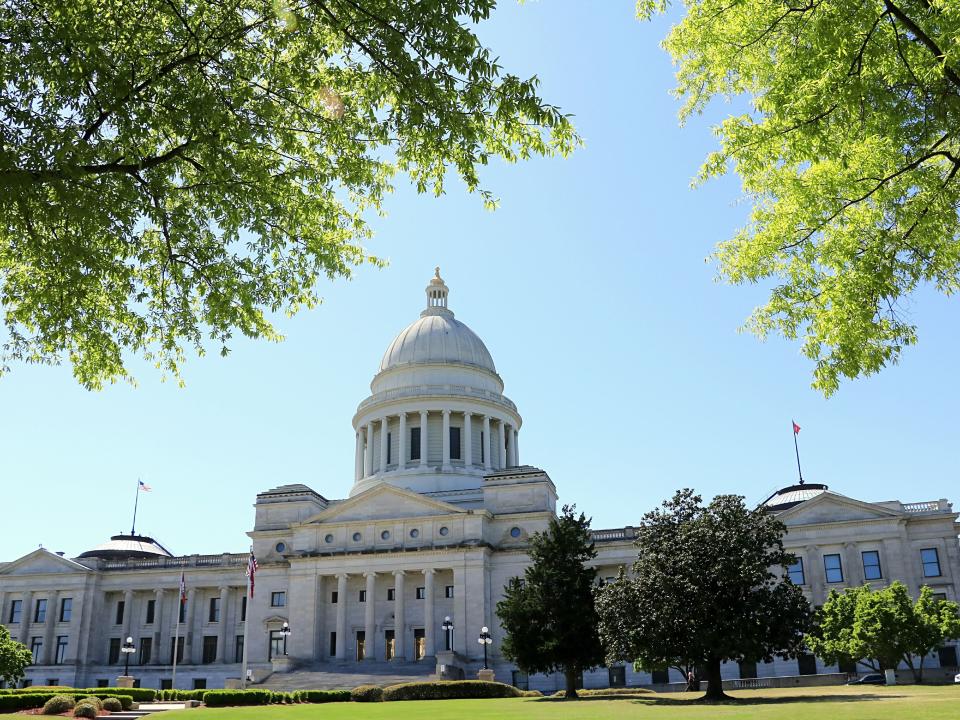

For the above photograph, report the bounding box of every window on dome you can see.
[410,427,421,461]
[450,427,461,460]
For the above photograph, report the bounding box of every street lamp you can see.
[121,636,136,676]
[280,622,292,656]
[441,616,454,651]
[477,626,492,669]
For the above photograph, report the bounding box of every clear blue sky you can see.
[2,1,957,560]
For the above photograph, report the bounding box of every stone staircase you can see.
[110,703,191,719]
[255,660,438,691]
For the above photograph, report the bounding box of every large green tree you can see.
[0,0,577,388]
[640,0,960,395]
[496,504,605,699]
[808,582,960,682]
[0,625,32,687]
[597,489,811,700]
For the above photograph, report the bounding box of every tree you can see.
[0,625,32,687]
[496,504,605,699]
[0,1,577,389]
[808,582,960,682]
[638,0,960,395]
[597,489,811,701]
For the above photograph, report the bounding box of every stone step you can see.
[255,662,438,691]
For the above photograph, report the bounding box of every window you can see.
[738,661,758,679]
[387,589,395,602]
[797,653,818,675]
[444,585,454,599]
[108,638,121,665]
[9,600,22,624]
[241,596,246,622]
[386,432,392,464]
[838,657,857,674]
[202,636,217,664]
[480,431,485,463]
[938,646,958,668]
[54,636,68,664]
[324,534,334,543]
[329,632,337,657]
[381,530,390,540]
[450,426,461,460]
[269,631,284,660]
[192,679,206,690]
[410,427,421,460]
[608,666,626,687]
[46,679,59,687]
[209,597,221,622]
[824,554,844,583]
[416,587,426,600]
[358,590,366,603]
[932,592,948,602]
[169,637,184,664]
[510,527,522,538]
[145,599,155,625]
[115,600,125,625]
[235,636,244,663]
[139,638,152,666]
[160,679,172,690]
[275,542,286,553]
[384,630,395,660]
[59,598,72,623]
[439,526,449,536]
[331,591,338,604]
[787,558,805,585]
[34,599,47,623]
[921,548,941,577]
[271,592,286,608]
[21,680,32,688]
[352,532,362,542]
[651,669,669,684]
[356,630,366,661]
[862,551,882,581]
[29,637,42,663]
[409,528,419,538]
[178,599,187,624]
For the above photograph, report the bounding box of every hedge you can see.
[295,690,350,703]
[159,689,207,702]
[381,681,523,701]
[350,685,383,702]
[201,690,275,707]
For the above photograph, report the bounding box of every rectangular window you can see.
[108,638,121,665]
[269,631,284,661]
[921,548,941,577]
[862,551,882,581]
[797,653,818,675]
[410,427,421,461]
[59,598,72,623]
[209,597,221,623]
[34,599,47,623]
[416,587,425,600]
[450,426,461,460]
[139,638,152,666]
[193,679,206,690]
[824,554,844,583]
[97,679,109,689]
[358,590,366,603]
[178,599,187,624]
[235,636,244,663]
[115,600,125,625]
[241,596,246,622]
[46,679,59,687]
[9,600,22,624]
[387,432,392,464]
[444,585,454,599]
[331,591,338,604]
[202,636,217,664]
[329,632,337,658]
[29,637,42,663]
[932,592,948,602]
[387,588,395,601]
[145,599,155,625]
[787,558,805,585]
[738,661,758,679]
[480,431,485,463]
[160,679,172,691]
[55,636,68,665]
[271,592,286,608]
[169,637,184,664]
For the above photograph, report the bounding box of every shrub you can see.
[42,695,76,714]
[73,703,98,718]
[551,687,653,697]
[298,690,351,704]
[101,698,122,712]
[350,685,383,702]
[201,690,274,707]
[382,681,522,701]
[0,693,60,711]
[76,697,103,711]
[82,688,156,702]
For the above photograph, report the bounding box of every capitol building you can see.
[1,270,958,691]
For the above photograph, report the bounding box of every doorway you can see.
[413,629,425,660]
[384,630,395,661]
[356,631,366,661]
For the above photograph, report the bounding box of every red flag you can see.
[246,553,259,598]
[792,421,801,435]
[179,572,186,603]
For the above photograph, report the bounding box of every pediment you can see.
[302,484,466,524]
[779,492,901,525]
[0,549,92,576]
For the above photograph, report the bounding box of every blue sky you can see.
[2,1,957,560]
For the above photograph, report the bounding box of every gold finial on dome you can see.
[424,266,450,313]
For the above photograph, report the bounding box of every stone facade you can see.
[1,271,958,691]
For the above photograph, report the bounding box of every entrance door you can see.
[384,630,395,661]
[268,631,283,661]
[356,631,366,661]
[413,629,425,660]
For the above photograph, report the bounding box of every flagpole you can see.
[171,596,181,689]
[240,552,252,690]
[130,478,141,535]
[792,420,804,485]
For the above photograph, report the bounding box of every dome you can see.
[77,533,173,560]
[378,268,497,375]
[761,482,828,512]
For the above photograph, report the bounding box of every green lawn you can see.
[161,685,960,720]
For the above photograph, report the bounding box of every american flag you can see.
[246,552,258,598]
[179,571,186,603]
[139,480,152,492]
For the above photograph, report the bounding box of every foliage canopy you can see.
[0,0,577,388]
[0,625,32,686]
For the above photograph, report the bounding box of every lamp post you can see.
[441,616,454,652]
[121,636,136,676]
[477,626,492,669]
[280,622,291,656]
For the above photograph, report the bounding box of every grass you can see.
[155,684,960,720]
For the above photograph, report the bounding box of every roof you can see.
[761,482,829,512]
[76,534,173,560]
[379,312,496,375]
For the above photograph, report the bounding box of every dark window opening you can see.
[202,636,217,664]
[235,636,244,663]
[797,654,818,675]
[329,632,337,657]
[410,427,421,461]
[34,599,47,623]
[387,432,392,464]
[209,597,220,623]
[450,427,461,460]
[608,666,626,687]
[169,637,184,664]
[59,598,73,623]
[115,600,124,625]
[108,638,121,665]
[738,661,758,679]
[651,669,669,684]
[145,599,155,625]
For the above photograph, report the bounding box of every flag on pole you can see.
[792,421,801,435]
[179,571,186,603]
[139,480,152,492]
[246,552,258,598]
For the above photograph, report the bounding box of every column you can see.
[423,569,435,658]
[419,410,428,466]
[806,545,824,605]
[42,591,58,665]
[398,413,407,470]
[364,424,374,478]
[844,543,862,586]
[442,410,451,469]
[19,591,32,644]
[501,421,509,469]
[379,417,389,472]
[152,589,165,664]
[335,574,347,660]
[393,571,405,660]
[464,413,473,467]
[354,432,363,481]
[184,588,196,664]
[482,416,491,470]
[364,573,376,661]
[0,592,5,639]
[452,567,468,656]
[216,586,229,663]
[512,428,519,466]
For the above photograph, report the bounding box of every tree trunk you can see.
[702,657,728,701]
[564,667,578,699]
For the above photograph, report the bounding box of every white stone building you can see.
[1,270,958,690]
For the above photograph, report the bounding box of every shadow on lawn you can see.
[535,692,906,705]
